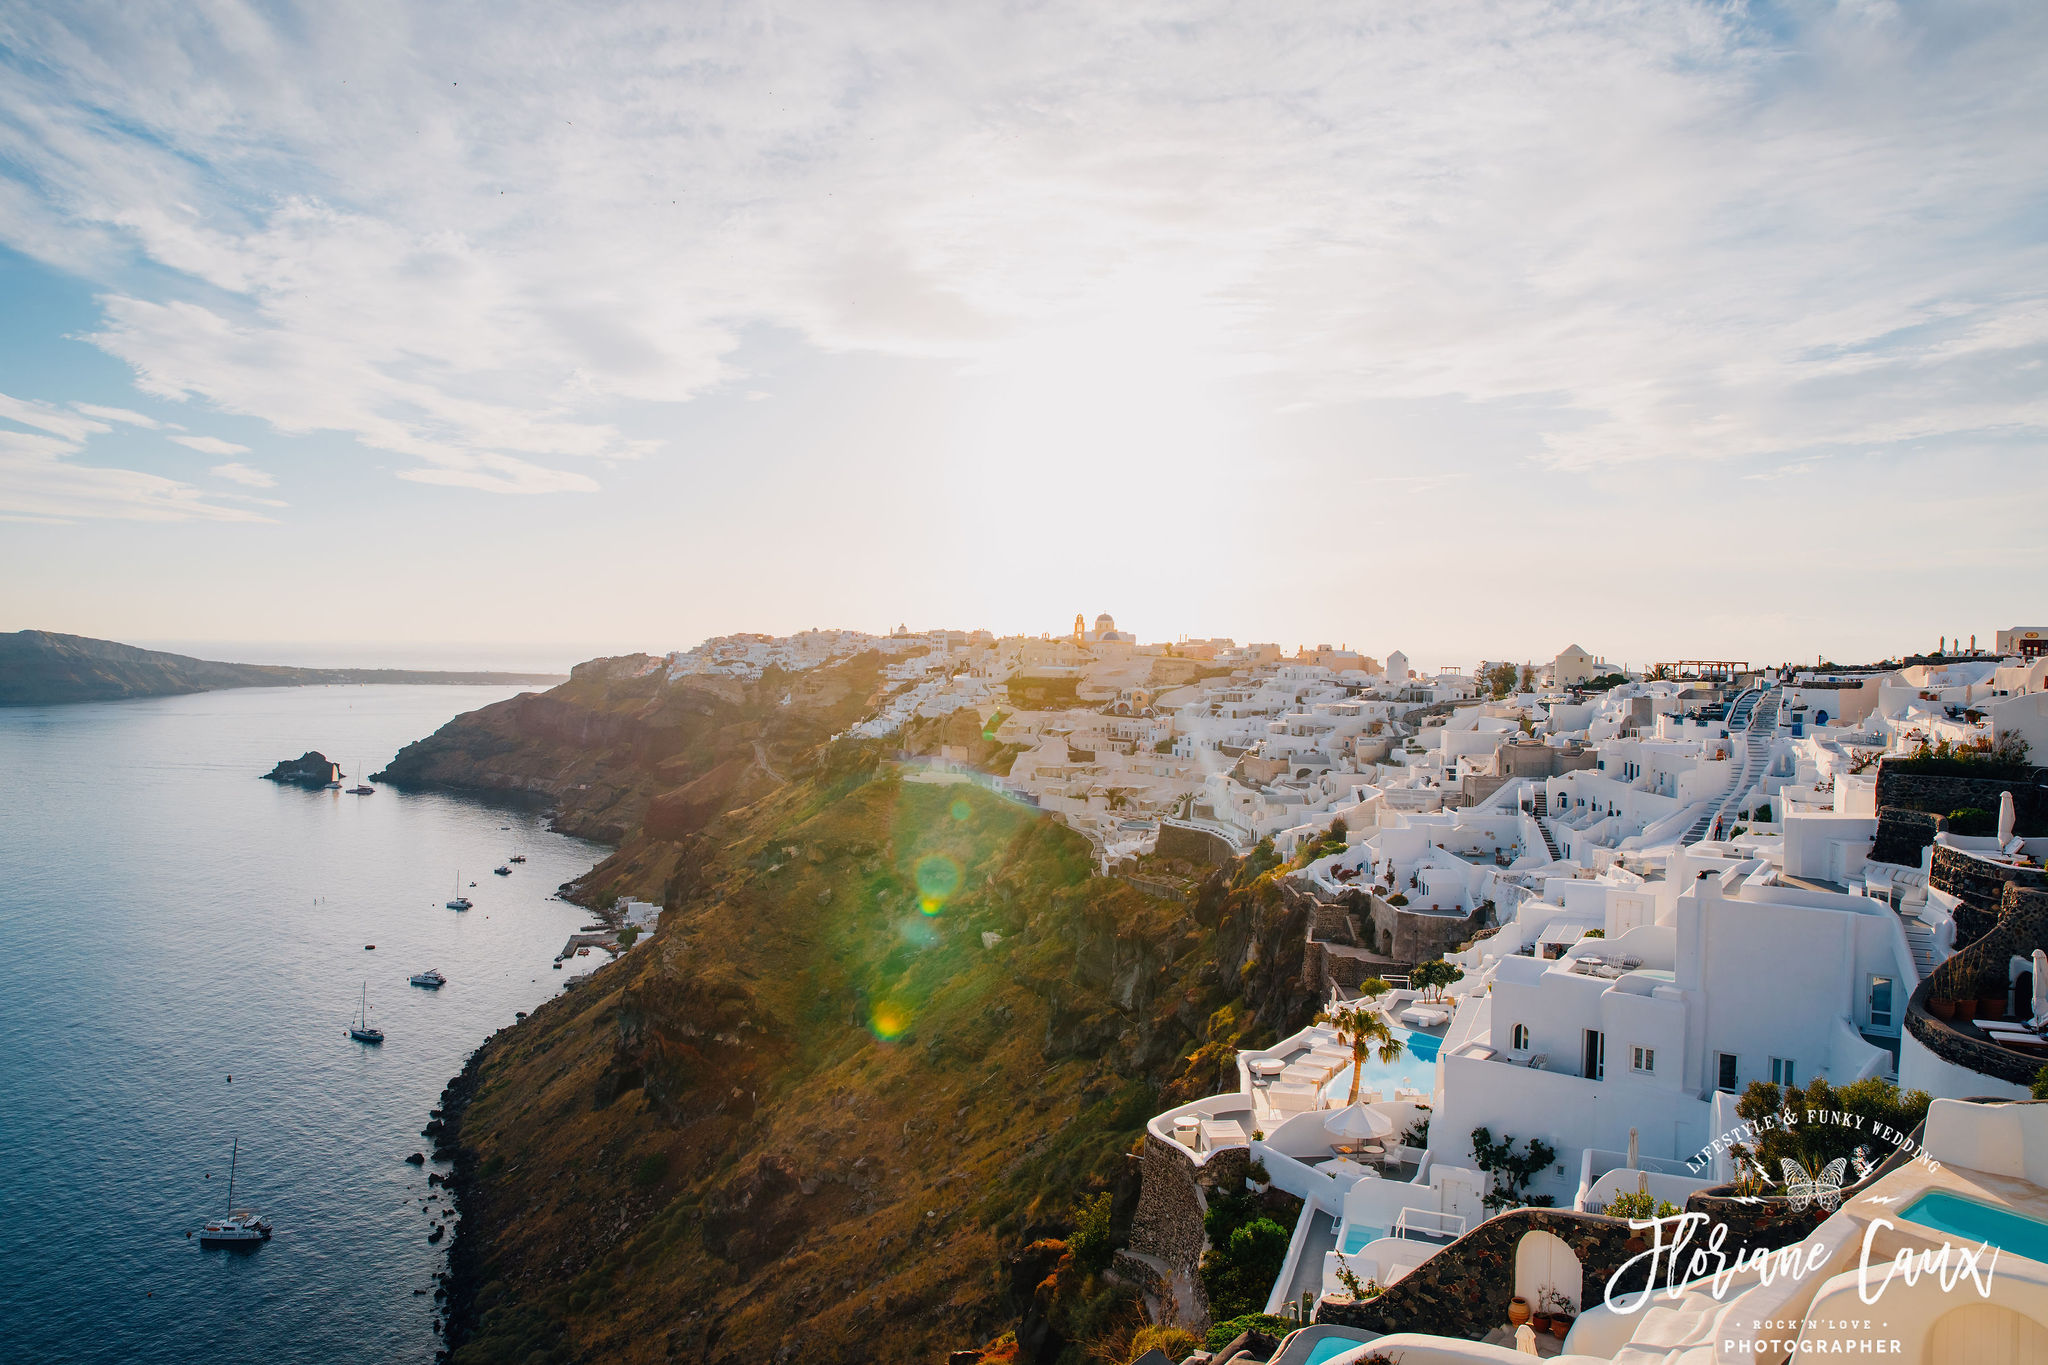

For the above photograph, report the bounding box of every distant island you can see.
[0,630,568,707]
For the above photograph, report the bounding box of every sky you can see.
[0,1,2043,672]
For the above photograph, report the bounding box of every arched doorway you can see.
[1513,1228,1582,1313]
[1926,1302,2048,1364]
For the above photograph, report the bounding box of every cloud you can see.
[0,0,2040,496]
[209,460,274,487]
[171,434,251,456]
[71,402,160,428]
[0,388,263,522]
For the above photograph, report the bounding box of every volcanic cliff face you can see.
[375,653,885,846]
[398,658,1319,1365]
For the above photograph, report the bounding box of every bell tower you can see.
[1073,613,1086,644]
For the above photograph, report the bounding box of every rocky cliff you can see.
[0,630,565,706]
[395,658,1321,1365]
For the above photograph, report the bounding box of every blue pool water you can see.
[1900,1190,2048,1264]
[1340,1224,1386,1254]
[1321,1025,1439,1100]
[1302,1335,1374,1365]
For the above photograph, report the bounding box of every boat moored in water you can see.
[493,865,511,876]
[446,870,472,911]
[196,1139,271,1248]
[348,982,383,1043]
[409,968,446,989]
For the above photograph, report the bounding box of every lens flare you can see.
[950,798,971,822]
[915,854,962,915]
[897,916,938,947]
[869,1001,909,1041]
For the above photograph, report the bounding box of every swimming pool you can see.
[1301,1336,1373,1365]
[1340,1223,1386,1255]
[1899,1190,2048,1264]
[1319,1026,1439,1101]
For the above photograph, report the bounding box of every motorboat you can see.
[409,968,446,989]
[197,1139,272,1248]
[509,854,527,863]
[493,865,512,876]
[349,982,384,1043]
[447,871,472,912]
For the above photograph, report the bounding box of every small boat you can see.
[409,968,446,989]
[349,982,384,1044]
[493,865,512,876]
[576,947,589,957]
[348,758,374,795]
[365,944,376,950]
[324,779,342,790]
[446,871,472,912]
[196,1138,272,1248]
[509,854,527,863]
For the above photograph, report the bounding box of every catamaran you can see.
[349,982,384,1043]
[196,1138,272,1247]
[446,871,472,911]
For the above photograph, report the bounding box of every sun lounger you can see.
[1974,1019,2040,1033]
[1200,1118,1249,1151]
[1266,1081,1319,1114]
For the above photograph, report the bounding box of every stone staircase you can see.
[1531,791,1563,861]
[1682,689,1778,846]
[1899,913,1938,980]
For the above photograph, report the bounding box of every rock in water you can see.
[263,751,340,787]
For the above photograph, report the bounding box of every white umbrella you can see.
[1628,1127,1639,1170]
[1999,792,2017,848]
[1325,1101,1396,1144]
[2032,949,2047,1029]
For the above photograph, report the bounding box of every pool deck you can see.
[1282,1206,1339,1306]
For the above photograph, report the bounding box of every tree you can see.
[1068,1190,1116,1274]
[1315,1001,1405,1104]
[1199,1217,1290,1318]
[1731,1077,1931,1181]
[1519,663,1536,691]
[1410,957,1465,1002]
[1470,1127,1559,1210]
[1483,661,1519,699]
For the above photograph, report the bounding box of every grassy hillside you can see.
[436,761,1315,1364]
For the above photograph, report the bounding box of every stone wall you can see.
[1157,822,1240,868]
[1929,843,2048,916]
[1874,762,2048,835]
[1927,883,2048,1013]
[1126,1136,1214,1327]
[1315,1208,1662,1338]
[1364,893,1489,963]
[1869,808,1941,869]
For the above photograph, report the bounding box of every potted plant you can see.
[1507,1296,1531,1328]
[1545,1288,1574,1338]
[1530,1291,1553,1334]
[1930,997,1956,1020]
[1245,1159,1271,1194]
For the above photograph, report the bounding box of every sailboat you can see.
[349,982,384,1043]
[197,1138,272,1246]
[348,757,375,795]
[446,871,472,912]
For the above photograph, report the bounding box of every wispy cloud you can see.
[0,389,263,522]
[209,460,274,487]
[171,434,250,456]
[71,402,160,428]
[0,1,2040,497]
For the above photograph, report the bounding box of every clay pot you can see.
[1980,997,2006,1021]
[1507,1297,1531,1327]
[1552,1316,1572,1339]
[1531,1314,1552,1333]
[1930,998,1956,1020]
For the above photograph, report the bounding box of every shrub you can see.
[1199,1217,1289,1319]
[1203,1315,1295,1350]
[1604,1179,1681,1220]
[1731,1076,1931,1181]
[631,1151,668,1188]
[1753,802,1773,822]
[1068,1191,1116,1274]
[1386,892,1409,906]
[1582,929,1604,939]
[2032,1066,2048,1101]
[1127,1325,1199,1363]
[1470,1127,1558,1210]
[1947,807,1997,838]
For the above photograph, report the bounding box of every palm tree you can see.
[1316,987,1405,1105]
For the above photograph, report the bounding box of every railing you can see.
[1392,1206,1466,1242]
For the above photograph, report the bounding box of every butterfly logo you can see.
[1780,1157,1848,1212]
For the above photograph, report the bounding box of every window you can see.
[1717,1053,1739,1092]
[1631,1046,1655,1074]
[1511,1023,1530,1051]
[1583,1029,1606,1081]
[1770,1057,1796,1087]
[1869,976,1894,1030]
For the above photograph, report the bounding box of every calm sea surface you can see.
[0,686,606,1364]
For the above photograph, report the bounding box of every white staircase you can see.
[1682,689,1778,846]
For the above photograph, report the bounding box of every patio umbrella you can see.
[1325,1101,1395,1145]
[1999,792,2017,847]
[1628,1127,1639,1171]
[2032,949,2047,1028]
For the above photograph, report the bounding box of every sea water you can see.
[0,686,604,1363]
